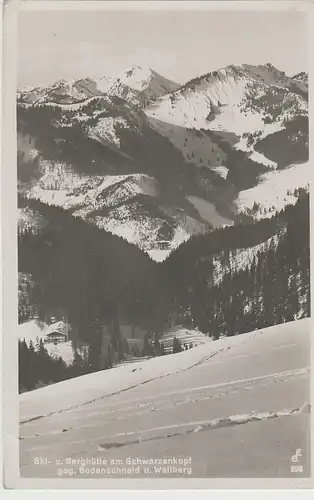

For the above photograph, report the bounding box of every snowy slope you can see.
[17,85,52,105]
[87,117,130,147]
[94,65,180,104]
[236,162,310,218]
[212,233,282,286]
[17,63,308,259]
[28,163,152,209]
[18,80,94,106]
[291,71,308,88]
[19,321,283,421]
[96,212,191,263]
[19,318,309,423]
[160,326,212,353]
[18,66,180,108]
[249,151,277,169]
[18,206,48,234]
[145,64,300,131]
[124,65,180,95]
[145,64,307,169]
[24,162,206,261]
[18,77,205,261]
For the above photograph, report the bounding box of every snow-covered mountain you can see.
[17,62,309,260]
[145,63,308,170]
[95,65,180,104]
[18,65,180,107]
[17,80,98,106]
[292,71,308,86]
[19,158,208,261]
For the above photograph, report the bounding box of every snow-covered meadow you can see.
[19,322,278,423]
[236,162,310,218]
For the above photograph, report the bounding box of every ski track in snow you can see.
[20,320,307,423]
[22,396,310,449]
[21,367,308,442]
[95,401,310,451]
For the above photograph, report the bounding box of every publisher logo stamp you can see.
[290,449,303,473]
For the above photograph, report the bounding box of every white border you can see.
[2,0,314,492]
[18,0,314,12]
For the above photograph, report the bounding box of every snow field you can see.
[20,319,309,423]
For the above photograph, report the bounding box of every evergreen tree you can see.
[154,332,161,355]
[286,274,299,322]
[173,337,182,354]
[87,329,102,371]
[160,341,166,355]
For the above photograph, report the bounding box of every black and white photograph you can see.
[5,0,312,484]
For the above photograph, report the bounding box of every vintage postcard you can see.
[1,0,313,490]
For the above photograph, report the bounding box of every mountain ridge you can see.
[17,61,309,260]
[18,65,181,107]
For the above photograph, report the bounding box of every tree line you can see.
[18,192,310,390]
[165,192,310,336]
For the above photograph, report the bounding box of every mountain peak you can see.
[292,71,308,83]
[119,65,180,98]
[264,62,276,69]
[180,62,300,94]
[125,64,149,75]
[125,64,145,74]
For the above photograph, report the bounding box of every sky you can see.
[18,6,308,87]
